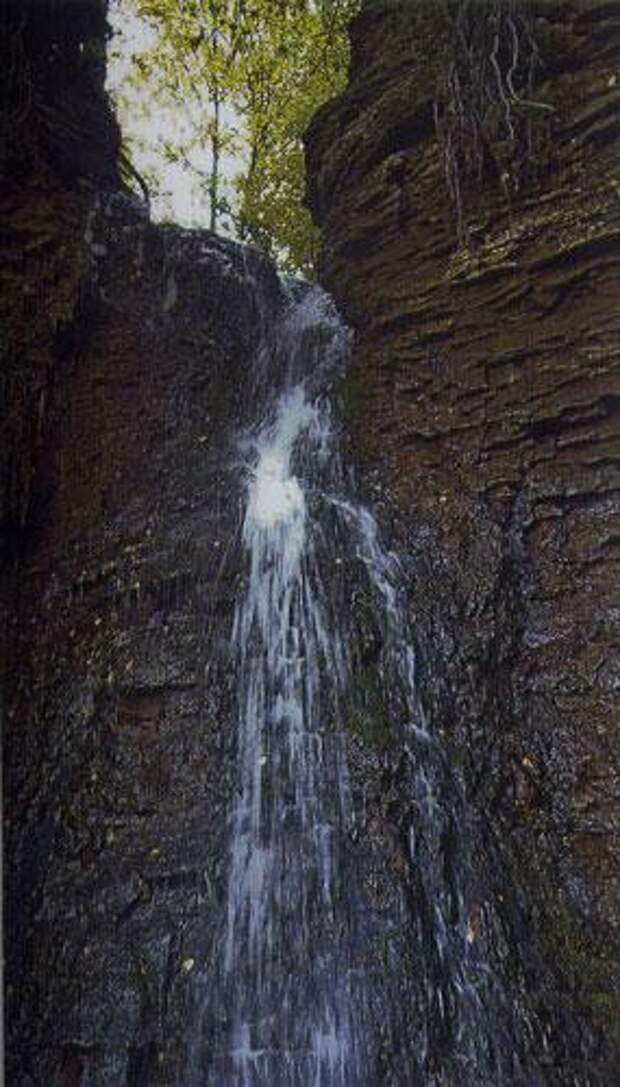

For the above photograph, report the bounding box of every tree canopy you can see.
[118,0,360,277]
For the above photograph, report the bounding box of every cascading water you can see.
[195,290,371,1085]
[224,382,358,1083]
[192,281,553,1086]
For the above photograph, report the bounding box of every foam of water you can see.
[192,283,550,1087]
[214,305,361,1083]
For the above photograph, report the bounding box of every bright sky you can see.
[106,0,238,230]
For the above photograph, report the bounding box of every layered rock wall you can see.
[4,0,619,1080]
[306,0,620,1071]
[1,4,280,1081]
[4,200,285,1085]
[0,0,122,555]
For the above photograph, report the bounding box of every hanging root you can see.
[434,0,551,245]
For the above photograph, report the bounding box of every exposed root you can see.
[434,0,552,245]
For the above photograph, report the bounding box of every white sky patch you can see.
[106,0,241,230]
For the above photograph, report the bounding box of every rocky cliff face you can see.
[1,4,283,1082]
[4,0,619,1082]
[1,0,122,552]
[306,0,619,1072]
[5,200,285,1085]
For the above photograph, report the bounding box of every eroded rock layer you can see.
[0,0,122,551]
[306,0,619,1073]
[1,5,283,1081]
[4,0,619,1082]
[4,195,289,1083]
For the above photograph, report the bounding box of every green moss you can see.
[538,890,618,1046]
[346,668,393,753]
[415,317,454,341]
[589,992,620,1049]
[590,991,620,1013]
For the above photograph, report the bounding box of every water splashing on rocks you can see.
[190,283,553,1086]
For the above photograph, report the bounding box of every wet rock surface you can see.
[4,0,619,1083]
[4,190,286,1084]
[305,0,620,1076]
[1,23,285,1067]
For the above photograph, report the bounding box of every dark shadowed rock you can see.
[3,190,287,1082]
[4,0,619,1082]
[1,5,284,1081]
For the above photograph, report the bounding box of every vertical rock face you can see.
[305,0,619,1073]
[4,0,619,1082]
[1,0,122,552]
[5,201,284,1085]
[0,3,284,1082]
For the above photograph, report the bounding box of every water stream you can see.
[193,282,549,1086]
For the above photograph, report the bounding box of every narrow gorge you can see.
[2,1,618,1085]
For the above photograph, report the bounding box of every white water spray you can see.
[194,285,537,1087]
[213,304,360,1083]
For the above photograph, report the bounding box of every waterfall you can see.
[192,282,549,1086]
[225,380,355,1082]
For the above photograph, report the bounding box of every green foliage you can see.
[127,0,361,275]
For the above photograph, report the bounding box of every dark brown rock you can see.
[0,0,122,556]
[3,188,287,1082]
[4,0,619,1080]
[1,5,282,1081]
[306,0,620,1075]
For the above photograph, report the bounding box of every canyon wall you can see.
[1,0,121,555]
[1,3,280,1081]
[3,0,619,1082]
[306,0,619,1073]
